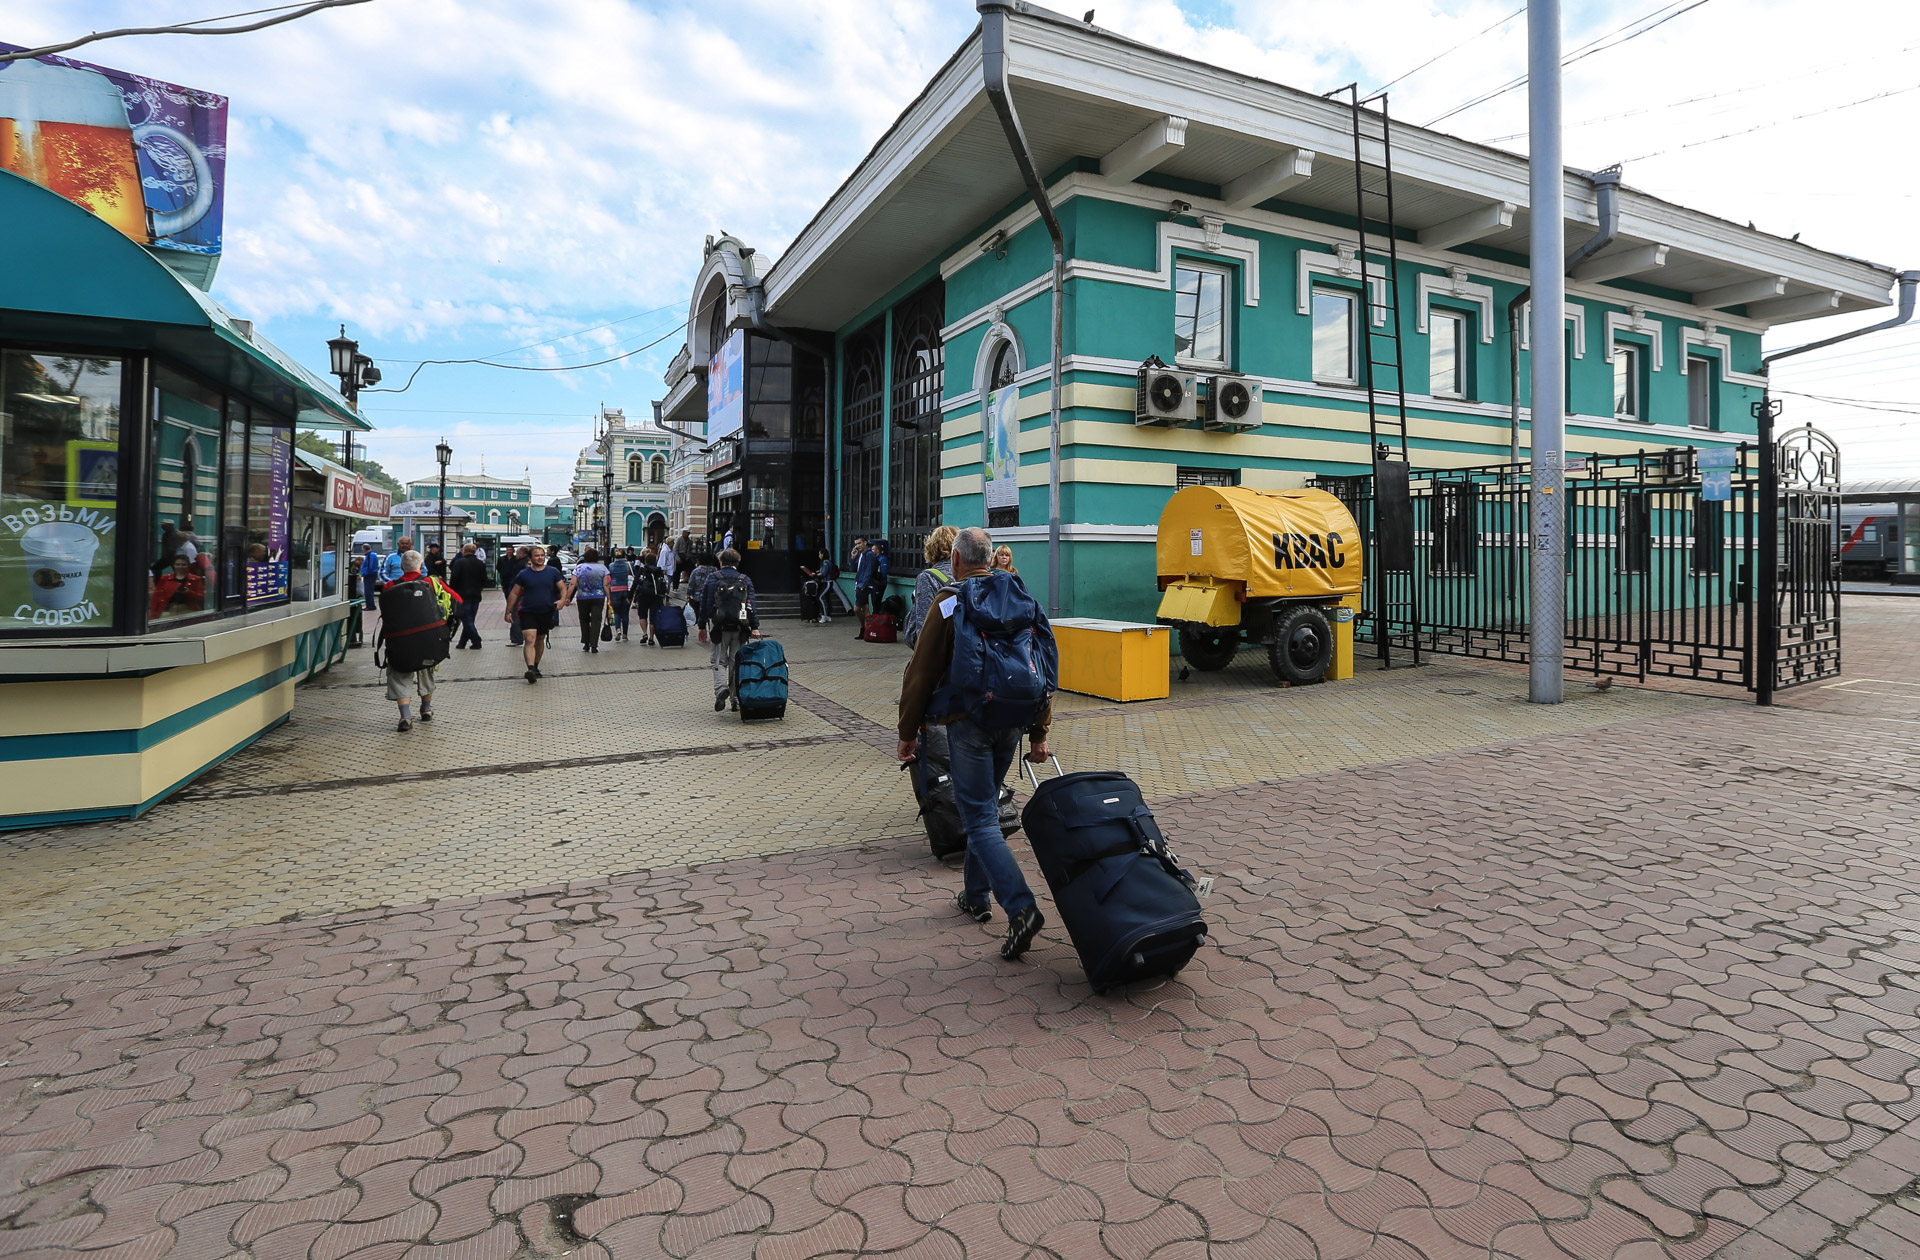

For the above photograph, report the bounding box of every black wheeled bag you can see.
[1020,768,1206,993]
[374,581,451,672]
[903,724,1020,862]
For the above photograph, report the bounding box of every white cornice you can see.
[1416,269,1497,344]
[1680,327,1767,388]
[1518,302,1588,358]
[1605,306,1665,372]
[1299,246,1389,327]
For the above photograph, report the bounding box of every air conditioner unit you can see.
[1203,374,1262,432]
[1135,358,1196,426]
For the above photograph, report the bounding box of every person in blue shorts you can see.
[504,545,570,683]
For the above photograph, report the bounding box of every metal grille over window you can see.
[1175,467,1237,488]
[889,281,944,576]
[839,323,883,544]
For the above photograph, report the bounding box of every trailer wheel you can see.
[1178,626,1238,671]
[1268,606,1333,685]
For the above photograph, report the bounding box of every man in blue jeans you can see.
[896,527,1052,960]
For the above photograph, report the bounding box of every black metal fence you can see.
[1313,441,1815,690]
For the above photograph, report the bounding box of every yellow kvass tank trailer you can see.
[1153,485,1364,685]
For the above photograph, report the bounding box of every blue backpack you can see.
[931,571,1058,731]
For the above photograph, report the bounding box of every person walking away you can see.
[801,548,840,623]
[383,537,413,585]
[355,546,382,645]
[905,525,957,648]
[607,550,634,641]
[897,527,1057,960]
[498,546,529,647]
[851,538,877,638]
[426,543,448,581]
[570,548,610,652]
[686,552,719,645]
[381,549,460,731]
[633,548,668,644]
[696,548,759,711]
[672,532,692,589]
[505,545,569,682]
[448,543,488,648]
[993,545,1018,575]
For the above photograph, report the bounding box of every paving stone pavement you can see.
[2,595,1918,1259]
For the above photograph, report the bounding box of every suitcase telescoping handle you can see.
[1021,756,1065,789]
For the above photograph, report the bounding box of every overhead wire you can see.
[1367,5,1525,96]
[373,297,690,366]
[362,322,687,395]
[0,0,374,62]
[1623,82,1920,163]
[1425,0,1714,127]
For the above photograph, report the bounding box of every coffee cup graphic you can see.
[20,521,100,610]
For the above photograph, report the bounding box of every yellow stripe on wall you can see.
[0,642,293,738]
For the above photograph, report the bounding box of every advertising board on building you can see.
[0,44,227,265]
[326,470,392,519]
[707,331,745,444]
[245,428,291,606]
[981,387,1020,510]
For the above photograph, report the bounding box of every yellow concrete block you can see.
[1052,618,1171,702]
[1328,594,1361,682]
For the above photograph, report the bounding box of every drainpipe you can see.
[744,272,836,569]
[1763,270,1919,368]
[1508,166,1619,462]
[979,0,1065,616]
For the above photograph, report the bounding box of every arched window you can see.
[706,289,727,363]
[989,339,1018,390]
[628,454,644,482]
[650,454,666,483]
[489,509,501,524]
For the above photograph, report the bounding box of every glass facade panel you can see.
[888,280,944,577]
[840,322,884,548]
[0,350,122,631]
[150,367,222,623]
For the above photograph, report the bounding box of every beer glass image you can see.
[0,57,213,245]
[19,521,101,611]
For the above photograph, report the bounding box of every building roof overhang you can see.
[759,4,1897,334]
[0,169,369,431]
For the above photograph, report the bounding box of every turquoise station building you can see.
[655,6,1898,622]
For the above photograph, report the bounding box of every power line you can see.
[1771,389,1920,415]
[0,0,374,62]
[373,298,690,366]
[1623,82,1920,164]
[1368,5,1525,96]
[1425,0,1714,127]
[364,323,686,396]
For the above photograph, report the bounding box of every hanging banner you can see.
[707,331,744,443]
[0,44,227,263]
[981,387,1020,510]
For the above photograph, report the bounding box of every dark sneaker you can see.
[525,668,538,683]
[397,718,412,733]
[715,693,727,711]
[956,893,991,924]
[1001,906,1044,961]
[419,709,434,722]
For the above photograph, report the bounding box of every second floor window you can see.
[1614,344,1645,421]
[1312,288,1357,385]
[1174,262,1230,369]
[628,454,644,481]
[651,454,666,483]
[1430,309,1466,399]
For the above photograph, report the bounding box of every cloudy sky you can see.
[12,0,1919,495]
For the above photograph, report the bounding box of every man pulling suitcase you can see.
[897,527,1058,961]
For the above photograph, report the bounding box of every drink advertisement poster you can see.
[981,387,1020,510]
[0,43,227,259]
[2,499,116,630]
[246,429,291,606]
[707,331,745,443]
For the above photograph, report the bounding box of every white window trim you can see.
[1173,258,1234,372]
[1604,306,1664,372]
[1517,301,1588,357]
[1613,342,1646,422]
[1298,245,1388,327]
[1681,326,1766,387]
[1310,285,1360,387]
[1429,308,1468,400]
[972,315,1027,397]
[1416,268,1495,344]
[1686,353,1718,430]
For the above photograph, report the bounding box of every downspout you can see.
[744,271,836,569]
[1762,269,1919,367]
[1509,166,1619,462]
[978,0,1065,615]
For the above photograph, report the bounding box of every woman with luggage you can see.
[569,548,610,652]
[632,547,667,644]
[607,549,634,641]
[904,525,957,648]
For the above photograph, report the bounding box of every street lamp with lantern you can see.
[601,465,614,556]
[326,325,382,470]
[435,438,452,557]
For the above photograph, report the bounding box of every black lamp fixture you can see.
[435,438,452,556]
[326,325,383,470]
[601,464,614,555]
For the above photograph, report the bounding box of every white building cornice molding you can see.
[1298,245,1388,327]
[1680,325,1766,387]
[1416,268,1497,343]
[1518,301,1588,358]
[1605,305,1665,371]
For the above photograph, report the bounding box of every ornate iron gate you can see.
[1313,420,1842,699]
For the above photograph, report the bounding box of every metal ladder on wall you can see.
[1328,85,1421,665]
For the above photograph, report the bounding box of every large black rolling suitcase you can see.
[1020,765,1206,992]
[903,724,1020,862]
[374,580,451,672]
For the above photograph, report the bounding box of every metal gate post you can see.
[1526,0,1566,704]
[1754,396,1782,706]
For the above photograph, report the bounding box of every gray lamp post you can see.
[435,438,452,556]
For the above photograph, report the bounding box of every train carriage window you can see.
[1616,492,1651,575]
[1429,482,1477,577]
[1691,501,1723,576]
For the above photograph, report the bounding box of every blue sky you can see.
[12,0,1919,491]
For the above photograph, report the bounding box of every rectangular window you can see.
[1613,344,1644,421]
[1176,466,1239,488]
[1687,355,1716,430]
[1429,309,1466,399]
[1312,288,1357,384]
[1429,482,1477,577]
[1617,492,1651,574]
[150,367,223,625]
[1174,262,1230,368]
[1,350,123,632]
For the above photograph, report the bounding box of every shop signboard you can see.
[327,470,392,519]
[707,331,745,444]
[246,429,290,606]
[0,44,227,263]
[981,386,1020,510]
